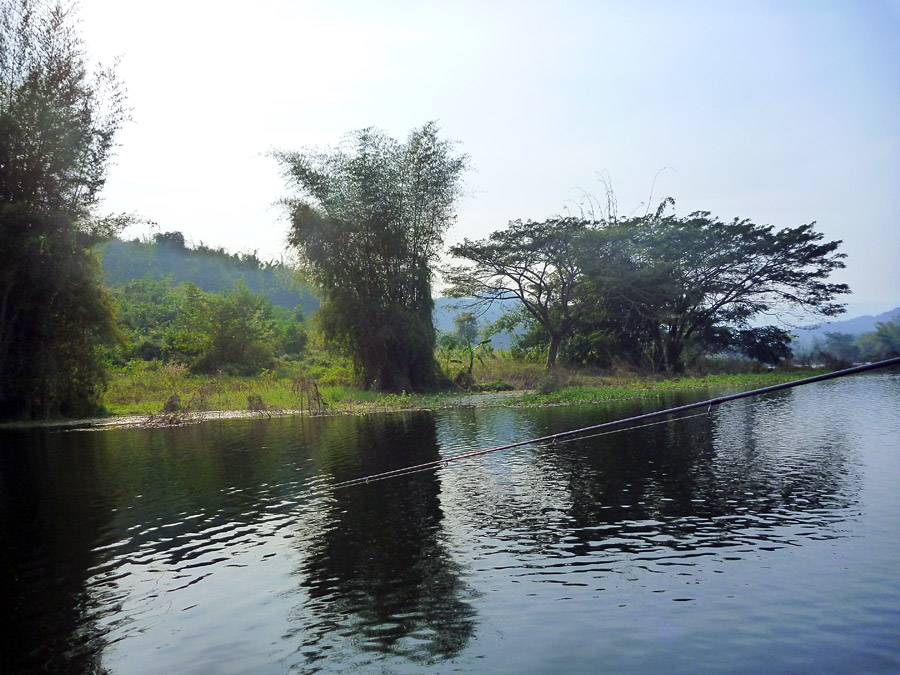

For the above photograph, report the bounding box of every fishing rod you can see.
[326,356,900,491]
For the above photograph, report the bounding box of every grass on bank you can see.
[102,349,829,418]
[516,370,821,406]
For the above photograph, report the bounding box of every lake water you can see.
[1,373,899,674]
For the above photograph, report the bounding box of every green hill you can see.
[101,232,319,315]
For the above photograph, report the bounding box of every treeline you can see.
[798,320,900,367]
[0,0,855,418]
[273,128,849,389]
[102,232,318,315]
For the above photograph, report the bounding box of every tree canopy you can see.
[446,203,849,373]
[0,0,128,417]
[445,217,599,370]
[273,122,468,391]
[581,208,849,371]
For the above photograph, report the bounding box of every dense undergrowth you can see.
[102,347,825,418]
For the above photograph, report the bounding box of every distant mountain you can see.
[433,297,521,348]
[791,305,900,347]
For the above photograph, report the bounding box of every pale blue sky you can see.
[79,0,900,314]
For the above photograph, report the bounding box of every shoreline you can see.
[0,391,529,432]
[2,368,841,432]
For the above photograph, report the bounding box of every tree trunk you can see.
[546,333,562,371]
[665,335,685,373]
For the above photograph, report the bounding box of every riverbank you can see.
[0,391,527,431]
[0,368,830,431]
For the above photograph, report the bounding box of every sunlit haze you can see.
[78,0,900,314]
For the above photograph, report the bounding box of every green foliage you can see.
[111,277,181,360]
[0,0,128,418]
[818,332,860,366]
[865,321,900,359]
[277,305,309,357]
[435,327,497,390]
[517,370,826,406]
[805,320,900,366]
[292,350,353,386]
[576,206,848,372]
[193,281,278,375]
[273,122,468,391]
[161,282,213,362]
[732,326,794,365]
[446,218,598,370]
[101,233,319,315]
[110,279,306,375]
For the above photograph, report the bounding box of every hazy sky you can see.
[77,0,900,314]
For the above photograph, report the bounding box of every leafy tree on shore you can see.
[448,202,849,374]
[445,218,599,370]
[580,209,849,372]
[453,312,479,345]
[273,123,468,390]
[809,321,900,365]
[193,281,278,375]
[0,0,128,417]
[862,321,900,359]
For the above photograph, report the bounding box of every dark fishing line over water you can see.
[1,361,898,673]
[325,357,900,491]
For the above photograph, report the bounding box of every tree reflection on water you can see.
[289,413,477,666]
[0,431,115,674]
[433,389,861,567]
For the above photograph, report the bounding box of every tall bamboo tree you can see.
[273,123,468,390]
[0,0,128,417]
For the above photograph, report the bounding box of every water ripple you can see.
[2,376,898,673]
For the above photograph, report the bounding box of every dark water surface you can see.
[1,374,899,673]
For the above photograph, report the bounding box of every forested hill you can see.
[101,233,319,315]
[792,304,900,347]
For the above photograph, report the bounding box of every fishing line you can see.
[327,411,710,491]
[321,356,900,493]
[552,410,711,446]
